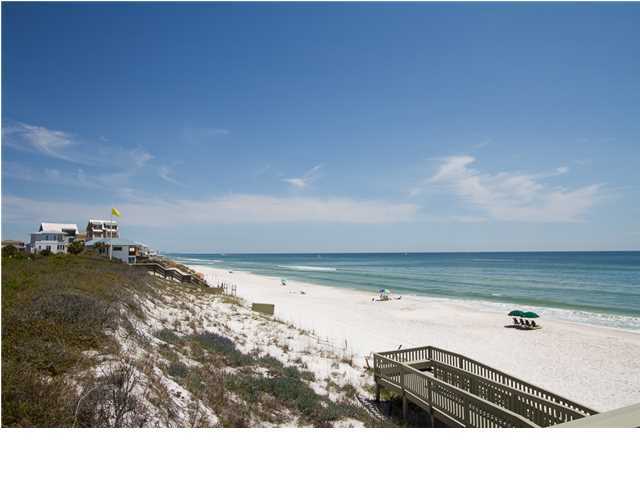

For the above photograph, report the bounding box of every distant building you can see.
[86,219,119,240]
[27,223,79,254]
[85,238,140,264]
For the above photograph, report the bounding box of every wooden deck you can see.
[133,262,208,286]
[373,346,598,428]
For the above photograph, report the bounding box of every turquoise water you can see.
[167,251,640,330]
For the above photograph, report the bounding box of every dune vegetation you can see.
[2,253,392,427]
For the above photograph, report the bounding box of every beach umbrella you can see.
[522,311,540,319]
[379,288,391,294]
[507,310,526,317]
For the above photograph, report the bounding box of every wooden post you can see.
[401,366,407,421]
[402,394,408,422]
[375,382,380,403]
[464,397,470,426]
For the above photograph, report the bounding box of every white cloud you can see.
[158,165,184,186]
[3,160,140,195]
[253,164,271,177]
[2,122,75,161]
[471,138,492,150]
[2,120,154,170]
[130,148,154,168]
[3,193,418,227]
[283,164,323,189]
[429,155,601,222]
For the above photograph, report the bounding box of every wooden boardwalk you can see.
[373,346,598,428]
[133,262,208,286]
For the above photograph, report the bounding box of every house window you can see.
[128,257,135,264]
[113,246,123,251]
[57,245,64,251]
[46,245,51,251]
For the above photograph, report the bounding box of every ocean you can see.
[167,251,640,331]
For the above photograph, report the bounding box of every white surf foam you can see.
[277,265,337,272]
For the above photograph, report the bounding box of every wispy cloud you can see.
[283,164,323,189]
[471,138,492,150]
[2,120,154,169]
[253,163,271,177]
[2,121,75,161]
[3,193,418,226]
[157,165,185,186]
[429,155,602,222]
[3,160,138,196]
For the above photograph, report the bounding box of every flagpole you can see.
[109,211,113,260]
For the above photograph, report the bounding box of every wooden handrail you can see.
[376,345,597,417]
[133,262,208,286]
[430,361,587,426]
[374,354,537,428]
[428,346,597,416]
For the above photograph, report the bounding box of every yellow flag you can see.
[111,207,122,217]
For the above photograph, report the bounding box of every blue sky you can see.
[2,2,639,252]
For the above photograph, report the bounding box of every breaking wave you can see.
[277,265,337,272]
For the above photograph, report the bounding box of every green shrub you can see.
[2,245,18,257]
[155,328,183,345]
[189,332,250,366]
[167,361,189,379]
[67,241,84,255]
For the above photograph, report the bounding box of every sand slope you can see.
[194,265,640,412]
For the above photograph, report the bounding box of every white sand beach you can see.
[193,265,640,412]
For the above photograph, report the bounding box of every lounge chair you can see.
[519,318,526,326]
[525,320,531,327]
[531,320,538,328]
[513,318,519,325]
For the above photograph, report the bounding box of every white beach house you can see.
[27,223,79,254]
[86,219,119,240]
[85,238,140,264]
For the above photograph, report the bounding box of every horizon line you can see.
[164,249,640,255]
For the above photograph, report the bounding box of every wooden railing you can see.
[428,346,597,417]
[133,262,208,286]
[374,346,599,427]
[377,345,596,418]
[431,362,587,427]
[376,346,431,364]
[374,355,537,428]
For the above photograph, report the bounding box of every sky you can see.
[2,2,639,253]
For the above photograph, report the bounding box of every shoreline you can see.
[177,260,640,333]
[192,264,640,412]
[196,264,640,336]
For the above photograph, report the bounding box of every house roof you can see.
[39,223,79,234]
[88,219,117,225]
[85,238,140,247]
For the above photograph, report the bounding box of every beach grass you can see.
[2,253,386,427]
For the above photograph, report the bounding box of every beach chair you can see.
[513,318,519,325]
[519,318,526,326]
[525,319,531,327]
[531,320,538,328]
